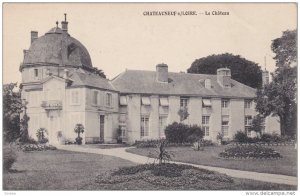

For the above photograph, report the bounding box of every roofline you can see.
[67,85,119,93]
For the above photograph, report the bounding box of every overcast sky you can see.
[3,3,297,83]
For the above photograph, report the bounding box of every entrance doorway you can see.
[100,115,105,143]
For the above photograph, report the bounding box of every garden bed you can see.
[18,143,57,152]
[219,145,281,159]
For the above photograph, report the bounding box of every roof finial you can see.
[64,13,67,22]
[56,21,59,28]
[264,56,267,71]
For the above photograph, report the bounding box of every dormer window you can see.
[120,96,128,106]
[159,97,169,107]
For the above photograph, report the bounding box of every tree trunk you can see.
[279,115,287,136]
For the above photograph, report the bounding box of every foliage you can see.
[271,29,297,67]
[234,131,249,143]
[91,67,106,78]
[164,122,204,144]
[3,145,17,172]
[219,145,281,159]
[3,83,23,142]
[251,115,264,134]
[134,139,192,148]
[149,139,174,164]
[187,53,262,88]
[19,114,30,143]
[217,132,224,140]
[255,66,297,136]
[36,128,48,144]
[177,107,189,121]
[74,124,84,145]
[18,144,57,152]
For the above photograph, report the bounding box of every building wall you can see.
[230,99,245,138]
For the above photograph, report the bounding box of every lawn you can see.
[3,148,296,190]
[3,150,136,190]
[126,145,297,176]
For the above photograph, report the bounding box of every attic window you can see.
[141,97,151,106]
[120,96,127,106]
[202,98,212,107]
[159,97,169,106]
[204,79,211,89]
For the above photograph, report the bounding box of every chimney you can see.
[23,50,28,60]
[262,70,269,87]
[31,31,38,43]
[217,68,231,88]
[156,63,168,83]
[63,69,69,79]
[61,13,68,32]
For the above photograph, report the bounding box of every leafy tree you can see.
[255,30,297,136]
[187,53,262,88]
[91,67,106,78]
[271,30,297,67]
[3,83,22,142]
[251,115,264,134]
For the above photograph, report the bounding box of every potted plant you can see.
[217,132,224,145]
[74,124,84,145]
[36,128,48,144]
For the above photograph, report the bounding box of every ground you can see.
[126,145,297,176]
[3,149,296,190]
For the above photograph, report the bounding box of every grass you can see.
[3,150,135,190]
[126,145,297,176]
[3,148,296,190]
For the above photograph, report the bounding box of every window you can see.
[245,116,252,136]
[34,69,38,77]
[159,116,168,138]
[159,97,169,106]
[71,90,79,105]
[180,97,189,107]
[245,100,252,109]
[119,114,127,138]
[141,96,151,106]
[106,93,112,106]
[141,115,150,137]
[202,115,210,136]
[222,115,229,136]
[93,91,98,105]
[221,99,229,108]
[202,98,212,107]
[120,96,127,106]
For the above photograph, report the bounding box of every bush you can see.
[3,146,17,172]
[234,131,249,143]
[219,145,281,159]
[165,122,204,144]
[19,143,57,152]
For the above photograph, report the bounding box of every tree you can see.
[91,67,106,78]
[251,115,264,134]
[3,83,22,142]
[187,53,262,88]
[271,30,297,67]
[255,30,297,136]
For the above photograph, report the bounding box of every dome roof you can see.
[22,27,92,68]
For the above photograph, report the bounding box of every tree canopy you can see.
[187,53,262,88]
[255,29,297,136]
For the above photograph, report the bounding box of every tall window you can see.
[159,116,168,138]
[245,100,252,109]
[245,115,252,136]
[221,99,229,108]
[141,115,150,137]
[180,97,189,107]
[106,93,112,106]
[93,91,98,105]
[71,90,79,105]
[222,115,229,136]
[34,69,38,78]
[202,115,210,136]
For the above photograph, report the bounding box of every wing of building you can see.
[20,16,280,145]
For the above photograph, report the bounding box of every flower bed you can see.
[134,139,192,148]
[95,163,234,189]
[219,145,281,159]
[18,144,57,152]
[232,142,295,147]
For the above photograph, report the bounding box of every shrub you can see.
[219,145,281,159]
[165,122,203,144]
[36,128,48,144]
[3,146,17,172]
[19,144,57,152]
[234,131,249,143]
[152,139,173,164]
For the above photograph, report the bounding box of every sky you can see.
[3,3,297,83]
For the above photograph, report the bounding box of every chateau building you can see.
[20,16,280,145]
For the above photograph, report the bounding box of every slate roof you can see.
[111,70,256,98]
[69,71,116,91]
[22,27,92,68]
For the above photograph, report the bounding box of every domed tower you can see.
[20,14,93,83]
